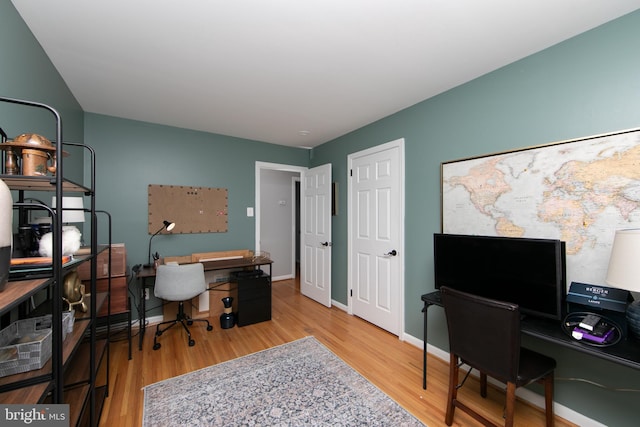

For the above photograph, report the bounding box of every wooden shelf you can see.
[64,339,107,387]
[0,382,51,404]
[0,277,49,313]
[0,293,107,393]
[0,174,89,193]
[64,383,90,427]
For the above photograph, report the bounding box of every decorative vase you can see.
[0,178,12,290]
[220,296,235,329]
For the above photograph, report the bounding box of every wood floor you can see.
[99,278,576,426]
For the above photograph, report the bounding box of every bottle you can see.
[4,148,19,174]
[219,296,235,329]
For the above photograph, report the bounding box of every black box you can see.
[567,281,632,338]
[231,272,271,327]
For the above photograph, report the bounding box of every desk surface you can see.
[136,256,273,279]
[422,290,640,371]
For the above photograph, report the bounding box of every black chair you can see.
[440,286,556,427]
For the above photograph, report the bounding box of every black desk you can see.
[135,257,273,350]
[421,290,640,389]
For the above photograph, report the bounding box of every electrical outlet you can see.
[144,288,150,300]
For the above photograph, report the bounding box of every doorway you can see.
[255,162,305,281]
[256,161,333,307]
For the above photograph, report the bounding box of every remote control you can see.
[579,314,601,331]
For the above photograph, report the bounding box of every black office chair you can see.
[440,286,556,427]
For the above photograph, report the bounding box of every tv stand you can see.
[421,290,640,389]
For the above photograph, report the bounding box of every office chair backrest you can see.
[441,286,521,384]
[154,262,207,302]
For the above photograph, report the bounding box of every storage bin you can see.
[38,311,74,342]
[0,312,74,378]
[0,316,53,377]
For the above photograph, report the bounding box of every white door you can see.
[301,164,332,307]
[348,139,404,335]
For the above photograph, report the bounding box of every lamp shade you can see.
[605,229,640,293]
[146,219,176,267]
[606,228,640,338]
[52,196,85,223]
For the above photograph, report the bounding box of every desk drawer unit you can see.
[233,273,271,327]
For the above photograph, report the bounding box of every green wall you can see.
[82,115,308,321]
[0,1,84,183]
[312,9,640,427]
[84,113,309,269]
[3,0,640,424]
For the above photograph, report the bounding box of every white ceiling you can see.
[11,0,640,148]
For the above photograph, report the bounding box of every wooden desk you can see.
[135,257,273,350]
[421,290,640,389]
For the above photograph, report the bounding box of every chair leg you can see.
[504,382,516,427]
[544,372,555,426]
[480,372,488,398]
[153,319,179,350]
[178,318,195,346]
[153,301,213,350]
[445,354,458,426]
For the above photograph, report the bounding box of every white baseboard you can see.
[144,314,164,326]
[331,299,348,312]
[401,332,604,427]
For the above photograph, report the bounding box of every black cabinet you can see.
[232,272,271,327]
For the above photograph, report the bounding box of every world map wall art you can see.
[441,127,640,287]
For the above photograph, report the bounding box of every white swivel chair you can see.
[153,262,213,350]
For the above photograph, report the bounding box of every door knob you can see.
[321,242,332,247]
[385,249,397,256]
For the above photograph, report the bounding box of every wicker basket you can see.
[0,312,73,378]
[0,316,52,377]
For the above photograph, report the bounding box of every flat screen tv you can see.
[434,233,566,320]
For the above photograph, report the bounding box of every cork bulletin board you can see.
[148,184,228,234]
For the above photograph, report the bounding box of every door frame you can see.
[347,138,406,336]
[255,161,306,280]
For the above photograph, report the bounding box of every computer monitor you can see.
[434,233,566,320]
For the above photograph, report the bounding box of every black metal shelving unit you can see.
[0,95,108,426]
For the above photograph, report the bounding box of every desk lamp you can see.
[605,228,640,338]
[146,220,175,267]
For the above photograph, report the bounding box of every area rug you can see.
[142,336,425,426]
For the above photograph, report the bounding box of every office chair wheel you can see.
[153,343,161,350]
[189,339,195,346]
[207,325,213,331]
[187,320,193,326]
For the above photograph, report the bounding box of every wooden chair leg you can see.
[544,372,555,426]
[504,381,516,427]
[445,353,458,426]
